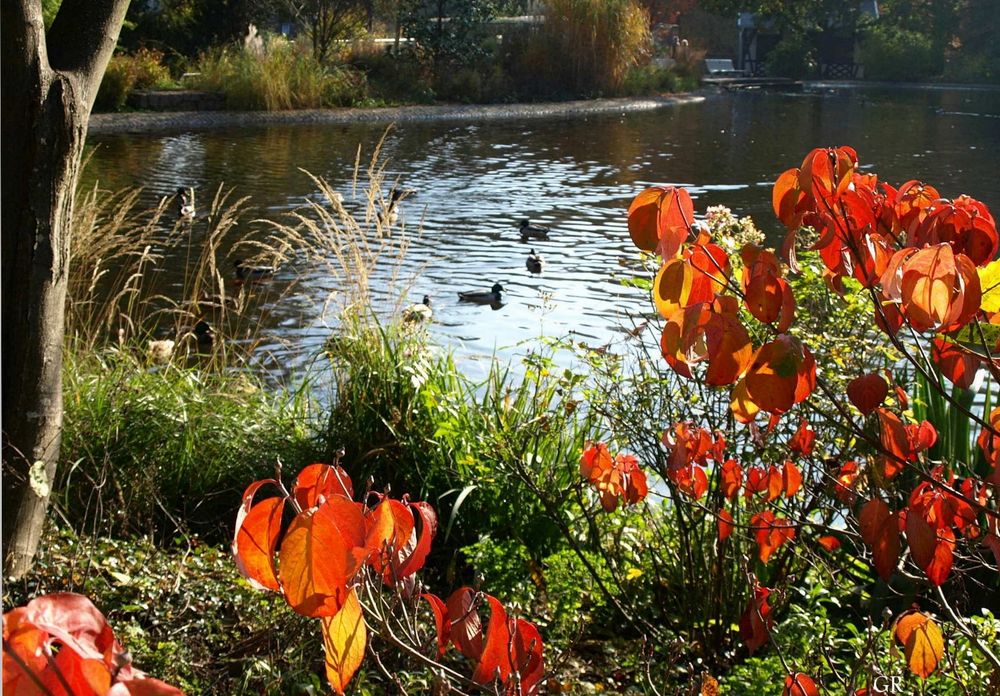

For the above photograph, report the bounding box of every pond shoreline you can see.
[87,94,705,135]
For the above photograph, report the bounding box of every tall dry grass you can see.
[191,35,367,111]
[511,0,652,96]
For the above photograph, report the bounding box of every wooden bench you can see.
[704,58,744,77]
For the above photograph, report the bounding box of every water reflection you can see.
[84,86,1000,377]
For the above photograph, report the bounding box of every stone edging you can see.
[88,94,705,135]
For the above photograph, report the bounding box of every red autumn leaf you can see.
[365,497,414,563]
[884,244,981,333]
[906,509,938,573]
[766,465,784,502]
[789,419,815,457]
[720,458,743,499]
[718,509,735,541]
[847,374,888,415]
[626,186,694,257]
[669,463,709,500]
[859,498,900,581]
[293,463,354,510]
[773,167,807,231]
[932,338,981,390]
[876,408,912,479]
[279,497,369,617]
[581,443,648,510]
[446,587,483,661]
[782,460,803,498]
[817,535,841,552]
[924,527,956,587]
[395,501,438,580]
[471,595,514,686]
[913,195,999,266]
[750,511,796,563]
[233,479,286,592]
[744,466,770,498]
[3,594,183,696]
[833,461,861,503]
[783,672,820,696]
[687,240,731,304]
[661,302,754,386]
[421,593,451,658]
[739,583,774,654]
[798,146,857,203]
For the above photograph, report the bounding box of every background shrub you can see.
[861,25,938,81]
[94,48,174,112]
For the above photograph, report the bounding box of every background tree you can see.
[400,0,501,76]
[273,0,368,64]
[2,0,130,578]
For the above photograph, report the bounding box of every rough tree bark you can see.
[2,0,130,578]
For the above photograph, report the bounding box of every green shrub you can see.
[860,25,939,81]
[764,35,817,79]
[59,348,322,541]
[191,37,368,110]
[94,48,175,112]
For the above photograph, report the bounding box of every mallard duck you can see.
[192,319,216,348]
[381,188,411,226]
[402,295,433,323]
[235,259,275,283]
[519,219,549,240]
[458,283,504,304]
[176,187,195,220]
[526,249,544,273]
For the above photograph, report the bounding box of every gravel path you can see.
[88,94,705,134]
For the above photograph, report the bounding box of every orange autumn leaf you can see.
[735,335,816,422]
[279,497,369,617]
[471,595,545,694]
[581,443,648,511]
[782,460,803,498]
[788,420,815,457]
[750,511,796,563]
[783,673,820,696]
[233,479,286,592]
[817,535,841,552]
[654,258,694,319]
[894,611,945,679]
[626,186,694,257]
[859,498,900,581]
[720,458,743,499]
[321,588,367,695]
[293,463,353,510]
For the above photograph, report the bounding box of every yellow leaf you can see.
[625,567,643,581]
[321,588,367,694]
[978,259,1000,312]
[894,611,944,679]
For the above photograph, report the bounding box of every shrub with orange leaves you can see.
[620,145,1000,684]
[233,457,545,695]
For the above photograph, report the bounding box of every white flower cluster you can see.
[704,205,765,254]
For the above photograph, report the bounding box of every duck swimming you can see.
[458,283,504,304]
[519,219,549,240]
[526,249,544,273]
[234,259,275,283]
[176,187,195,220]
[402,295,433,323]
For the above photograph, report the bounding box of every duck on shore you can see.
[526,249,544,273]
[519,219,549,240]
[458,283,504,305]
[403,295,433,323]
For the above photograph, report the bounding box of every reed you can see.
[191,37,367,111]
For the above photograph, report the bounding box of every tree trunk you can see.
[2,0,130,579]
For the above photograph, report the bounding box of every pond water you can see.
[85,85,1000,378]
